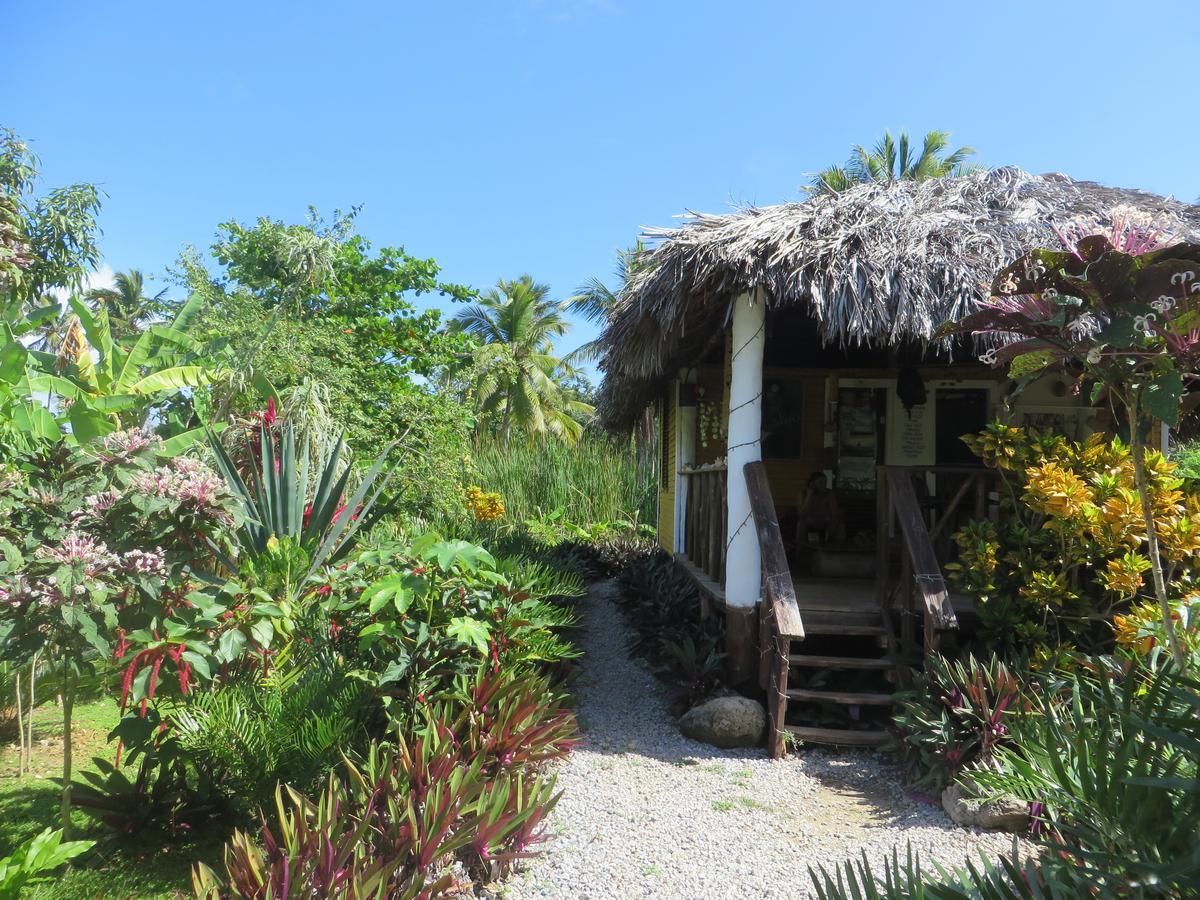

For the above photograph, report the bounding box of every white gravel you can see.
[505,580,1019,899]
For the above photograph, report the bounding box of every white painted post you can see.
[724,289,765,681]
[674,376,698,554]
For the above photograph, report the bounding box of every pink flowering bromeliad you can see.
[940,225,1200,667]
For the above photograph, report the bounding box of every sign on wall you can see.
[886,390,935,466]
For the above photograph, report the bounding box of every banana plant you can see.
[0,293,228,449]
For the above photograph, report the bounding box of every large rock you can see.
[941,782,1030,832]
[679,696,766,749]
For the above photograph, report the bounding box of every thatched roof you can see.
[597,167,1200,430]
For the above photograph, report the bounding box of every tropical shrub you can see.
[941,228,1200,666]
[891,653,1023,792]
[193,670,575,898]
[616,549,725,706]
[0,428,242,833]
[947,424,1200,656]
[0,828,94,899]
[818,658,1200,897]
[810,846,1068,900]
[970,659,1200,896]
[316,534,581,723]
[169,656,375,817]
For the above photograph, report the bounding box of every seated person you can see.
[796,471,845,545]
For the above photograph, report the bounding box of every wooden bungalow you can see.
[596,167,1200,753]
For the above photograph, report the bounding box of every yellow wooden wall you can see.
[763,374,829,511]
[656,384,677,552]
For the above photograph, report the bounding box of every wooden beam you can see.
[743,461,805,639]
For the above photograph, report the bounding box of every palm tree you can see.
[564,240,646,365]
[84,269,168,339]
[810,130,979,194]
[453,275,594,445]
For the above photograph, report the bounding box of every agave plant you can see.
[207,422,396,585]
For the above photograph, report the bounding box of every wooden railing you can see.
[875,466,996,657]
[744,461,804,759]
[682,465,728,587]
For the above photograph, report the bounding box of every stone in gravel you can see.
[678,695,766,749]
[942,782,1030,832]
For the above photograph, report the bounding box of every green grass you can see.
[471,434,656,529]
[1,698,222,898]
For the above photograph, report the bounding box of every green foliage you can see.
[944,231,1200,666]
[170,659,373,817]
[83,269,170,341]
[891,653,1022,792]
[821,659,1200,897]
[0,127,102,311]
[470,434,656,534]
[207,422,397,588]
[180,210,478,516]
[319,534,580,721]
[810,130,979,194]
[616,548,726,707]
[453,275,593,445]
[810,845,1070,900]
[1170,439,1200,483]
[0,293,227,457]
[972,660,1200,896]
[193,670,574,898]
[661,633,724,708]
[0,827,94,899]
[948,423,1200,657]
[564,241,648,365]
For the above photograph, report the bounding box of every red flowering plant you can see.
[940,222,1200,667]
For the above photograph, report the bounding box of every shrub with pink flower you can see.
[35,532,121,578]
[99,426,160,460]
[131,456,232,520]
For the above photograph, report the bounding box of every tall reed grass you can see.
[472,435,656,529]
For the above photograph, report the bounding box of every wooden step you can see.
[785,725,890,747]
[786,688,894,706]
[800,621,887,637]
[788,654,895,670]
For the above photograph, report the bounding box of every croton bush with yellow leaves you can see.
[948,422,1200,662]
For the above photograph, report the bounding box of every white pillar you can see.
[674,377,698,554]
[725,289,765,609]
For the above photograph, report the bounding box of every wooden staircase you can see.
[745,461,959,756]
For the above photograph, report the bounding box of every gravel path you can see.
[505,580,1017,899]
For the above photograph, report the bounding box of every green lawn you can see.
[1,698,223,899]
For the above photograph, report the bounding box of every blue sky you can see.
[9,1,1200,367]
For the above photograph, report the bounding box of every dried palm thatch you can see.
[597,167,1200,430]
